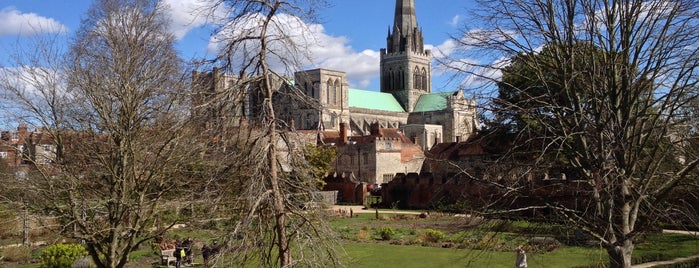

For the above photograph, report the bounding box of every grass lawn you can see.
[2,210,699,267]
[342,242,607,268]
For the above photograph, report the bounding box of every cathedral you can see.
[194,0,478,151]
[282,0,477,151]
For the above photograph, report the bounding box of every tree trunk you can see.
[22,203,29,247]
[607,240,633,268]
[266,81,290,266]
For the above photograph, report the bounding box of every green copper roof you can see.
[412,92,455,112]
[348,88,405,112]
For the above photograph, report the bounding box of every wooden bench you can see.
[160,249,176,267]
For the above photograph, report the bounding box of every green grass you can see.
[3,211,699,267]
[342,242,607,268]
[330,213,699,267]
[633,233,699,263]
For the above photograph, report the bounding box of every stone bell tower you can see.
[380,0,431,113]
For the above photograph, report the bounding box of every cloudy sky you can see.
[0,0,476,91]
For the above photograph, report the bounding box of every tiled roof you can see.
[348,88,405,112]
[315,127,424,163]
[412,91,457,112]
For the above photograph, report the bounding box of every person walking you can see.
[515,246,528,268]
[181,237,194,265]
[173,246,186,268]
[202,243,211,266]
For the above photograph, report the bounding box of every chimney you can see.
[340,122,348,145]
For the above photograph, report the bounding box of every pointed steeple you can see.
[381,0,431,112]
[387,0,424,54]
[394,0,417,37]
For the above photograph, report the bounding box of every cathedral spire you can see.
[388,0,424,54]
[381,0,431,112]
[394,0,417,38]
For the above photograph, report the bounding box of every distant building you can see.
[316,122,424,185]
[0,124,56,167]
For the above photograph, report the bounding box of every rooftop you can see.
[348,88,405,112]
[412,91,457,112]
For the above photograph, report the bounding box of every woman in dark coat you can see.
[201,243,211,266]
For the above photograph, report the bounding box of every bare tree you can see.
[198,0,342,267]
[444,0,699,267]
[0,32,75,248]
[1,0,198,267]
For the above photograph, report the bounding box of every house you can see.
[0,124,54,167]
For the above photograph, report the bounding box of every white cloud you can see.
[320,49,380,88]
[208,13,383,88]
[450,15,460,27]
[206,11,473,89]
[427,39,458,60]
[160,0,225,40]
[0,66,72,123]
[0,7,68,36]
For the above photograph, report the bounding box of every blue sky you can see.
[0,0,476,91]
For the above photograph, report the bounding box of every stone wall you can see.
[322,173,368,204]
[380,172,590,210]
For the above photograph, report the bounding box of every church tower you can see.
[380,0,431,113]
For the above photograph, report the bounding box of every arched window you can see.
[333,79,340,104]
[414,66,421,90]
[326,78,333,104]
[414,66,428,90]
[382,71,388,90]
[389,70,395,91]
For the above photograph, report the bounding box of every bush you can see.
[1,245,33,263]
[73,257,95,268]
[39,243,88,268]
[528,236,561,252]
[421,229,445,243]
[357,228,369,240]
[203,219,222,230]
[465,232,505,250]
[376,227,396,241]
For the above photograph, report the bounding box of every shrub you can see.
[357,229,369,240]
[528,236,561,252]
[39,243,88,268]
[73,257,95,268]
[1,246,33,263]
[466,232,505,250]
[421,229,445,243]
[376,227,396,241]
[203,219,218,230]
